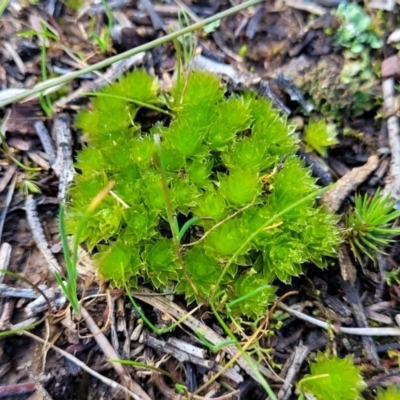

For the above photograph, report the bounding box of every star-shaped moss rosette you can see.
[297,352,366,400]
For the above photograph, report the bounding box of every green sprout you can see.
[177,10,195,66]
[91,0,114,53]
[16,171,41,195]
[344,189,400,263]
[303,119,338,157]
[238,45,248,58]
[386,268,400,285]
[18,23,58,116]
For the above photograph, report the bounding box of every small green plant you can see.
[344,189,400,263]
[57,204,81,315]
[66,69,341,319]
[238,45,248,58]
[91,0,114,53]
[177,10,194,66]
[334,2,382,116]
[386,268,400,285]
[297,3,382,119]
[303,119,338,157]
[18,23,58,116]
[334,3,382,53]
[16,171,41,195]
[297,56,380,119]
[297,352,366,400]
[375,385,400,399]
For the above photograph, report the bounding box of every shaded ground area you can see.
[1,0,400,399]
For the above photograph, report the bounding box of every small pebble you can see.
[377,147,391,155]
[382,55,400,79]
[291,116,304,131]
[51,242,62,254]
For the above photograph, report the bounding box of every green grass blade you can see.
[0,0,263,107]
[82,92,172,116]
[59,204,73,272]
[177,216,200,242]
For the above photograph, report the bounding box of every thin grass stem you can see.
[0,0,263,107]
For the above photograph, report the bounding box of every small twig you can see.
[10,317,39,330]
[321,155,379,213]
[153,373,240,400]
[140,332,213,368]
[0,242,14,331]
[60,45,104,81]
[23,287,65,318]
[340,279,380,366]
[22,330,143,400]
[0,243,12,284]
[3,42,26,75]
[34,121,56,165]
[298,146,333,186]
[25,196,62,274]
[109,295,119,352]
[0,173,17,242]
[51,114,74,199]
[284,0,327,15]
[26,367,53,400]
[337,240,357,284]
[0,298,14,330]
[382,78,400,203]
[0,162,17,193]
[0,382,36,398]
[141,332,243,383]
[245,4,263,39]
[88,0,132,15]
[256,80,291,114]
[133,291,279,382]
[212,31,243,63]
[278,344,310,400]
[53,53,146,110]
[26,151,50,170]
[278,302,400,336]
[80,306,152,400]
[168,337,206,359]
[139,0,165,30]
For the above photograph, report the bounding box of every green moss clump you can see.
[67,69,341,318]
[298,352,366,400]
[375,386,400,400]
